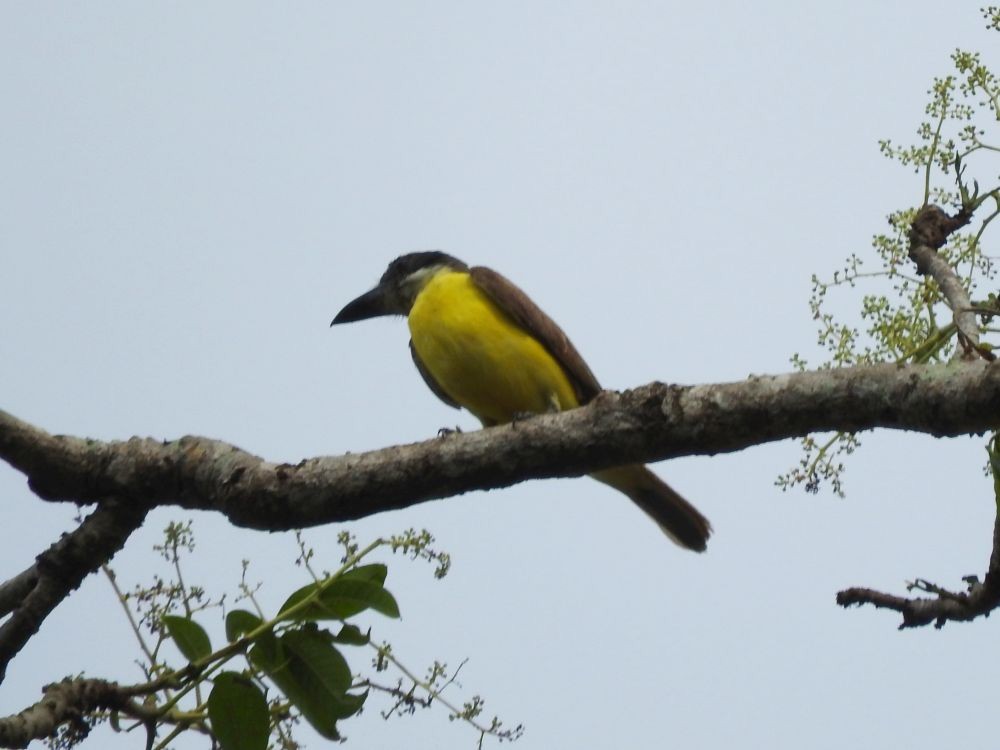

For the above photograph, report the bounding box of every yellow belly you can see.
[408,270,579,426]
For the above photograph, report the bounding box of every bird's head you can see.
[331,251,468,324]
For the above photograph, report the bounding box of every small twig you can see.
[102,565,161,683]
[897,322,957,364]
[370,645,507,741]
[362,678,434,717]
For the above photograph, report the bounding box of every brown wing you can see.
[469,266,602,404]
[409,340,463,410]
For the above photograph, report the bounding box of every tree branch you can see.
[0,502,147,681]
[1,361,999,531]
[907,204,984,357]
[0,677,160,749]
[837,437,1000,628]
[1,361,998,639]
[0,569,38,619]
[836,571,1000,629]
[821,202,1000,626]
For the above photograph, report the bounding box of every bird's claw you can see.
[510,411,538,429]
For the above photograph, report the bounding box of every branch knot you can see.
[907,205,971,268]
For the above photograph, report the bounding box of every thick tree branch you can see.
[1,361,998,640]
[0,358,995,743]
[1,361,999,531]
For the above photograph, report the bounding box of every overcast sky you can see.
[2,3,999,749]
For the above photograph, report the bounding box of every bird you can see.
[330,251,711,551]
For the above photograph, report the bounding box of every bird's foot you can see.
[510,411,538,429]
[437,425,463,437]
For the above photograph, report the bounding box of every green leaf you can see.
[208,672,269,750]
[341,563,388,585]
[226,609,263,643]
[330,624,370,646]
[279,578,400,621]
[282,627,352,695]
[247,629,282,672]
[162,615,212,662]
[249,625,366,739]
[278,582,323,618]
[328,688,367,721]
[331,578,400,618]
[277,564,388,618]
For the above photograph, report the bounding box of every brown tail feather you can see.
[592,466,711,552]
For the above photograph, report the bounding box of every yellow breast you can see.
[407,270,579,426]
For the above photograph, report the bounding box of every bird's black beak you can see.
[331,284,394,325]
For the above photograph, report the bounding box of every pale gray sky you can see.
[2,3,998,748]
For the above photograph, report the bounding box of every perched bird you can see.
[331,252,711,551]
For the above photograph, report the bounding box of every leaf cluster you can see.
[65,525,518,750]
[781,9,1000,495]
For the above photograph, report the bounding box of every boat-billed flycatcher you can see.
[331,252,711,551]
